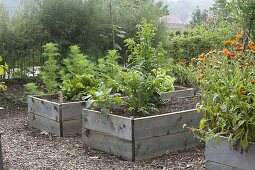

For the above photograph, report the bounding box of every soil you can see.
[0,83,205,169]
[112,97,199,118]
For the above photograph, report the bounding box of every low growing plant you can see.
[24,83,45,96]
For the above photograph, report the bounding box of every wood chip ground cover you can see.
[0,84,205,169]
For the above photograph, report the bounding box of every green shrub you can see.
[40,43,60,93]
[0,56,8,91]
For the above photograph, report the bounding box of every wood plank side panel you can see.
[206,161,244,170]
[206,137,255,170]
[28,112,61,136]
[0,133,3,170]
[28,96,60,121]
[61,102,85,121]
[161,89,195,100]
[62,119,82,136]
[134,131,199,161]
[82,129,133,161]
[134,109,201,140]
[82,109,132,140]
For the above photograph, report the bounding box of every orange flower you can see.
[230,40,239,45]
[248,42,255,51]
[179,60,185,65]
[224,40,232,45]
[251,80,255,85]
[235,34,243,39]
[236,47,244,51]
[227,52,236,58]
[240,89,247,95]
[223,48,230,56]
[237,43,244,47]
[198,54,205,63]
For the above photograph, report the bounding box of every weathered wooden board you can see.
[62,119,82,136]
[134,109,201,140]
[206,161,244,170]
[206,136,255,170]
[28,112,60,136]
[134,131,198,160]
[82,129,133,161]
[161,88,195,100]
[61,102,85,121]
[83,109,132,140]
[28,96,60,121]
[0,132,3,170]
[174,86,187,90]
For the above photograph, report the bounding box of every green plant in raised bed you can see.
[60,45,97,100]
[97,50,124,93]
[124,19,168,75]
[24,83,45,96]
[169,63,197,86]
[40,43,60,94]
[86,84,123,115]
[119,68,174,116]
[86,19,175,116]
[0,56,8,91]
[189,37,255,150]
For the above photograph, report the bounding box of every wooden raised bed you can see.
[161,86,196,100]
[206,136,255,170]
[82,108,201,161]
[0,131,3,170]
[0,107,3,170]
[28,86,196,137]
[28,95,85,137]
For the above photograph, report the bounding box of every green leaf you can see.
[86,99,95,108]
[101,108,110,115]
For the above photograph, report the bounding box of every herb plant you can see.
[60,45,97,100]
[125,19,168,75]
[40,43,60,94]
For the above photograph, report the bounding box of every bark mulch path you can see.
[0,84,205,170]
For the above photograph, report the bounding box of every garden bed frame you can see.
[0,107,4,170]
[28,95,85,137]
[28,86,196,137]
[82,108,201,161]
[206,136,255,170]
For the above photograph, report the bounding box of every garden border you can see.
[206,136,255,170]
[27,95,85,137]
[82,108,201,161]
[28,86,197,137]
[0,107,4,170]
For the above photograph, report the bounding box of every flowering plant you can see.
[0,56,8,91]
[192,35,255,149]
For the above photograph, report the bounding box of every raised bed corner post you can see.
[131,116,135,162]
[0,132,3,170]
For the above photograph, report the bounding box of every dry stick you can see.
[59,92,64,103]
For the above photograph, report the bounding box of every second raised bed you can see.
[82,108,201,161]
